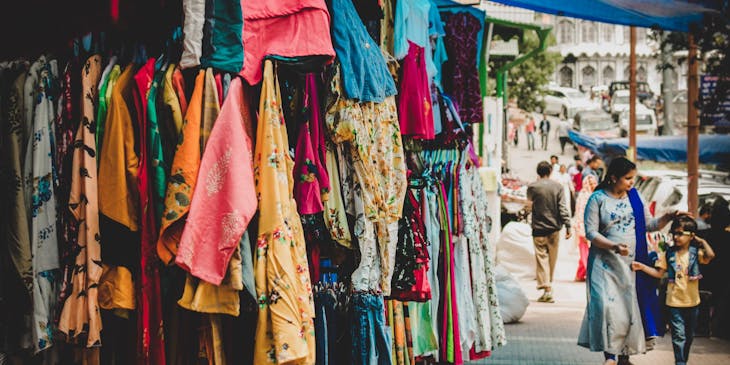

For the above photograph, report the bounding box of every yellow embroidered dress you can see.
[253,60,315,365]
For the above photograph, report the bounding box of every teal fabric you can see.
[148,68,167,226]
[201,0,244,73]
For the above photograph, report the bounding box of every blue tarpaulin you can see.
[488,0,722,31]
[569,129,730,165]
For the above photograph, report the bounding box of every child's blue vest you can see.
[666,245,702,283]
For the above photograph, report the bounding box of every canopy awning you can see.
[488,0,722,31]
[569,129,730,165]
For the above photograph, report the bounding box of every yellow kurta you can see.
[253,60,315,365]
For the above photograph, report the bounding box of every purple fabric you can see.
[442,12,483,125]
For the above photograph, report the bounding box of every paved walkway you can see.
[474,129,730,364]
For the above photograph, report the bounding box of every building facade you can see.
[548,16,667,94]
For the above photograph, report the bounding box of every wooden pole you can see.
[629,26,637,161]
[687,32,699,216]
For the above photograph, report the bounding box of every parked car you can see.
[618,103,659,137]
[573,110,622,139]
[609,89,632,119]
[672,89,688,130]
[541,86,595,118]
[608,80,655,107]
[636,169,730,230]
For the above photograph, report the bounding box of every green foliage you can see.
[496,30,562,112]
[651,9,729,116]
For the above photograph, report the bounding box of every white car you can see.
[541,86,595,118]
[618,103,659,136]
[636,170,730,232]
[610,89,632,118]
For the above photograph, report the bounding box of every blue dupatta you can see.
[628,188,664,337]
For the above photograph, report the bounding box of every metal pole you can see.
[480,22,495,159]
[661,31,675,135]
[687,32,699,216]
[498,71,510,170]
[629,26,637,161]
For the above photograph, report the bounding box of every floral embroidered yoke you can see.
[253,60,316,364]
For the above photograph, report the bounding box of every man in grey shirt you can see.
[527,161,572,303]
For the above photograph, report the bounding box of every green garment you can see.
[148,67,167,226]
[200,0,244,73]
[97,65,121,158]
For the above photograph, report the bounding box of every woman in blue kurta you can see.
[578,157,679,365]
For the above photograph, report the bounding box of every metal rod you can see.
[629,26,637,161]
[687,32,699,216]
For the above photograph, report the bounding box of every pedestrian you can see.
[582,155,602,180]
[527,161,572,303]
[696,203,712,231]
[572,164,584,195]
[552,164,573,216]
[578,157,683,365]
[573,174,598,281]
[632,216,715,365]
[550,155,560,174]
[701,197,730,339]
[557,117,572,155]
[526,116,537,151]
[539,114,551,150]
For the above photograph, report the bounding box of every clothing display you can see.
[0,2,505,364]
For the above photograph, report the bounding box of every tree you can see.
[651,8,730,120]
[490,31,562,112]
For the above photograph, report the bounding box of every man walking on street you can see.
[527,161,572,303]
[557,117,572,155]
[539,114,551,150]
[526,116,537,151]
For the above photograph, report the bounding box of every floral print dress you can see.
[459,153,506,353]
[253,60,315,365]
[325,64,407,295]
[24,57,61,353]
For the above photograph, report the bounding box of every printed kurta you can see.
[176,77,257,286]
[253,60,315,365]
[460,159,506,353]
[133,58,167,365]
[24,57,61,353]
[58,55,103,351]
[157,71,205,265]
[325,64,407,294]
[578,189,660,355]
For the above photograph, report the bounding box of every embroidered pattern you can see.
[221,210,244,248]
[206,148,232,196]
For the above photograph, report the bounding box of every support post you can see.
[629,26,637,161]
[687,32,699,216]
[661,31,675,135]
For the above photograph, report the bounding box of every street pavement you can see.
[475,122,730,364]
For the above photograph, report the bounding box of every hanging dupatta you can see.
[628,188,662,338]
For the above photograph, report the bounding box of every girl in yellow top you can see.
[632,216,716,365]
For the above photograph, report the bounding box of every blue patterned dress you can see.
[578,189,659,356]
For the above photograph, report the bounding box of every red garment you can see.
[293,74,330,215]
[398,41,434,139]
[241,0,335,85]
[573,172,583,192]
[575,236,589,281]
[214,73,223,106]
[526,119,536,133]
[390,190,431,302]
[133,59,166,365]
[172,67,188,115]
